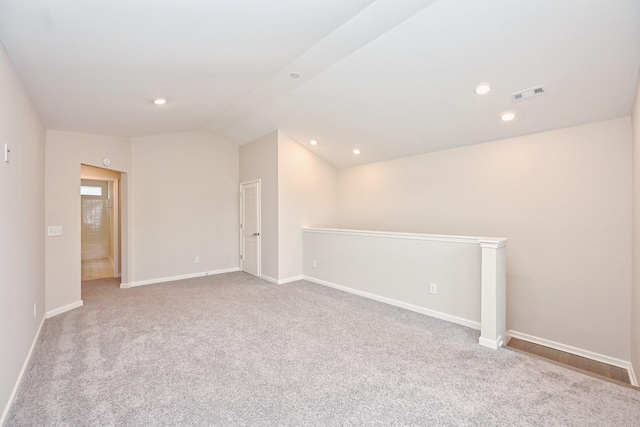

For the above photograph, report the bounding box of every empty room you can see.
[2,0,640,425]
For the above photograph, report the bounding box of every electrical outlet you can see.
[33,303,37,318]
[194,256,200,264]
[312,260,317,268]
[429,283,437,295]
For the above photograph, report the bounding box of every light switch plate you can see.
[47,226,62,236]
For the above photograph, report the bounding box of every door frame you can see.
[240,179,261,277]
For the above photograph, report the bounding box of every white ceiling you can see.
[1,0,639,168]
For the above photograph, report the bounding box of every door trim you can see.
[240,179,261,277]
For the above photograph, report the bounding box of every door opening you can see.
[240,180,261,277]
[81,165,122,281]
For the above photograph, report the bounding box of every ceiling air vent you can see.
[511,85,546,102]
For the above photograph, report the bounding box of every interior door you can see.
[240,181,260,277]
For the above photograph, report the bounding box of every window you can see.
[80,186,102,196]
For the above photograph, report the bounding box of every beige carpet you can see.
[6,272,640,426]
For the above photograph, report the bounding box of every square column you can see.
[478,239,508,349]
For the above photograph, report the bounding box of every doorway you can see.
[81,179,112,280]
[80,165,122,281]
[240,180,261,277]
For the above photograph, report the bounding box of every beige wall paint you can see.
[45,130,131,311]
[278,132,339,280]
[338,118,632,360]
[130,132,239,282]
[632,72,640,377]
[239,131,279,280]
[0,43,46,422]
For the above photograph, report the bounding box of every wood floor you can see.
[507,337,631,385]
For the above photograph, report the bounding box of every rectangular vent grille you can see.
[511,85,546,102]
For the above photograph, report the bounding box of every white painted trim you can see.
[260,274,279,284]
[46,300,83,318]
[1,315,45,425]
[121,267,240,289]
[508,330,636,384]
[278,275,304,285]
[304,276,481,330]
[479,243,506,350]
[628,363,638,387]
[240,179,261,279]
[479,335,504,350]
[303,227,507,247]
[261,275,304,285]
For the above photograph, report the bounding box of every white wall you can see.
[632,72,640,378]
[45,130,131,312]
[239,131,279,280]
[278,132,338,281]
[0,43,46,423]
[130,132,239,282]
[338,118,632,361]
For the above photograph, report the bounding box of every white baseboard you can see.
[479,335,504,350]
[261,274,304,285]
[46,300,83,318]
[121,267,240,289]
[1,315,45,425]
[508,330,637,386]
[628,363,638,387]
[278,275,304,284]
[260,274,278,284]
[303,275,480,331]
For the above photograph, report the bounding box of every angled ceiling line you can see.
[202,0,440,135]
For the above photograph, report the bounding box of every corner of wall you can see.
[276,132,340,281]
[631,69,640,382]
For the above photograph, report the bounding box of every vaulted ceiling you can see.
[1,0,639,167]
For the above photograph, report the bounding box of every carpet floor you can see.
[6,272,640,426]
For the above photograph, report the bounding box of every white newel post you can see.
[478,239,508,350]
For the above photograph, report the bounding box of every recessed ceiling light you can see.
[501,112,516,122]
[153,98,167,105]
[289,72,300,79]
[474,84,491,95]
[310,140,318,146]
[353,149,361,155]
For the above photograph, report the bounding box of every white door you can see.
[240,181,260,277]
